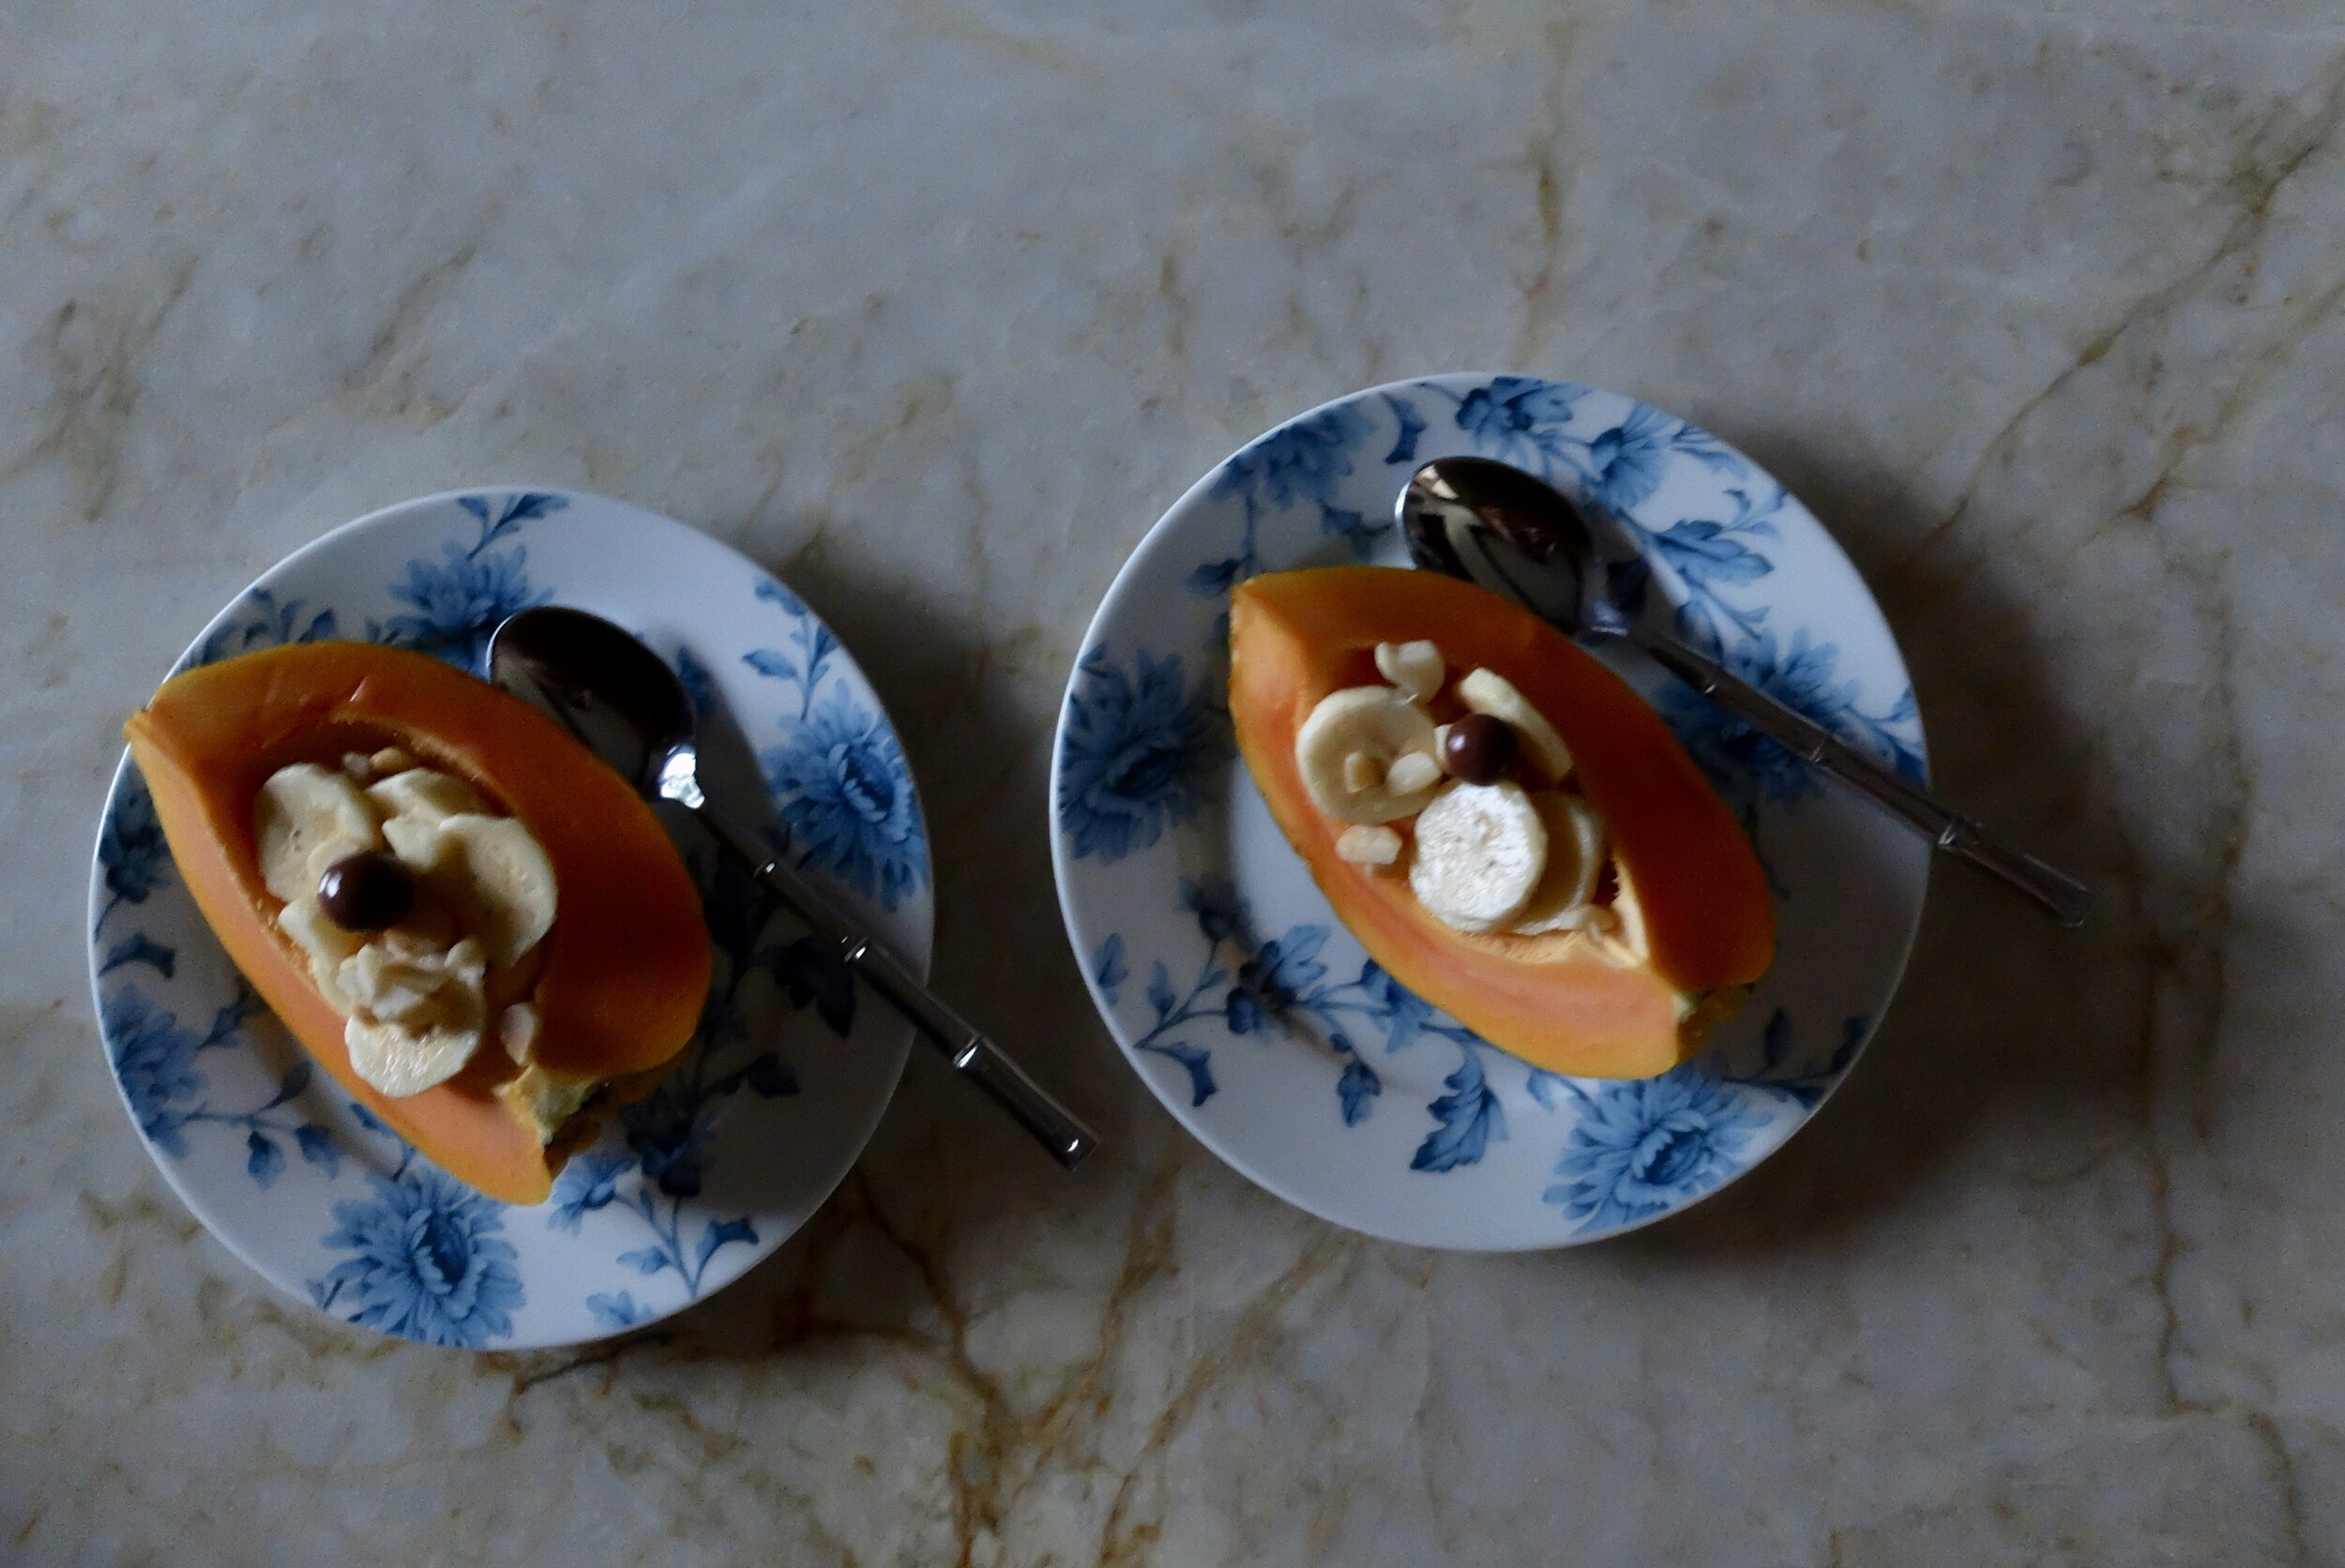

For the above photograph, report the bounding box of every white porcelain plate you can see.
[1051,374,1930,1249]
[87,490,931,1347]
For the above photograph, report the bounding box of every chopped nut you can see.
[340,751,377,782]
[1374,640,1446,703]
[1384,751,1442,794]
[369,746,417,776]
[1336,823,1404,868]
[1341,751,1383,793]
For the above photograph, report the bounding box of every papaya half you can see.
[1228,566,1774,1078]
[124,641,712,1204]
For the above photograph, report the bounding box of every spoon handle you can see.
[1635,632,2093,927]
[698,805,1099,1169]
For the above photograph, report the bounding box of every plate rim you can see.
[1050,371,1931,1251]
[85,483,933,1345]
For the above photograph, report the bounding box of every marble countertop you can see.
[7,0,2341,1561]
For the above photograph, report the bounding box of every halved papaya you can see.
[1229,566,1773,1078]
[124,641,712,1203]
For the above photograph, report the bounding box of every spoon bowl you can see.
[1395,457,2091,927]
[488,606,1101,1168]
[1399,455,1641,638]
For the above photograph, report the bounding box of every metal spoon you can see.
[1399,456,2092,927]
[487,606,1098,1168]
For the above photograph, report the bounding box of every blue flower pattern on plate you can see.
[748,579,931,912]
[1057,645,1226,864]
[309,1132,524,1350]
[368,492,564,671]
[1104,879,1536,1174]
[1541,1068,1769,1232]
[1058,375,1926,1244]
[94,490,927,1339]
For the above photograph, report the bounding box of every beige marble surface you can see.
[6,0,2343,1561]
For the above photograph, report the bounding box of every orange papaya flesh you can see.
[124,641,713,1203]
[1229,566,1774,1079]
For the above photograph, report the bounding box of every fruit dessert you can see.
[124,641,712,1203]
[1228,566,1774,1079]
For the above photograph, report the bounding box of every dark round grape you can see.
[318,851,417,931]
[1442,713,1518,785]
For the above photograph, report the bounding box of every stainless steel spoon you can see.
[487,606,1099,1168]
[1398,456,2092,927]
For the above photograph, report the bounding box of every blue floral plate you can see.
[1051,374,1930,1249]
[87,490,932,1347]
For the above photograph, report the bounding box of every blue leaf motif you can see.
[741,1053,797,1098]
[694,1217,758,1273]
[1091,934,1128,1003]
[1382,394,1428,464]
[586,1291,646,1331]
[755,576,807,614]
[1525,1070,1568,1110]
[1317,503,1389,560]
[99,933,174,978]
[246,1131,284,1187]
[673,645,720,716]
[1338,1057,1381,1126]
[273,1061,313,1106]
[96,780,171,921]
[1186,557,1248,596]
[548,1150,633,1234]
[618,1247,672,1277]
[1145,960,1177,1020]
[1411,1048,1505,1172]
[1210,403,1371,512]
[1146,1040,1217,1108]
[192,587,340,669]
[1648,519,1772,592]
[295,1124,340,1176]
[742,649,797,683]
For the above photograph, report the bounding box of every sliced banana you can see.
[336,935,488,1028]
[1342,751,1383,793]
[1384,751,1443,794]
[1295,687,1444,823]
[499,1002,541,1064]
[1456,669,1574,784]
[255,763,384,903]
[420,814,558,967]
[338,934,490,1096]
[1408,780,1548,932]
[1511,793,1609,934]
[345,1013,483,1097]
[1374,640,1445,703]
[1336,823,1404,868]
[278,895,364,1003]
[371,768,492,866]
